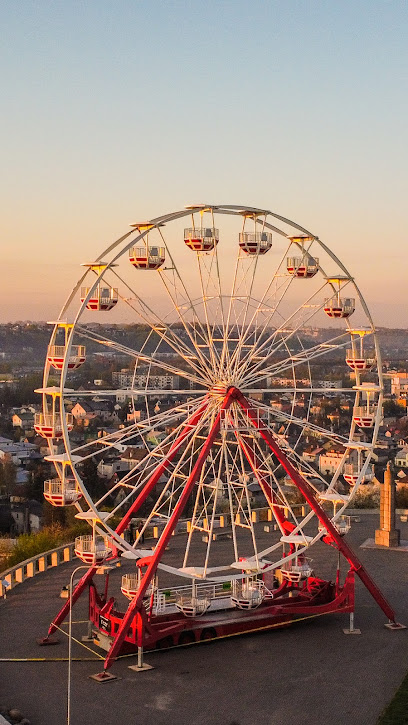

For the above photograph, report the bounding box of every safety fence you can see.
[0,505,312,599]
[0,543,75,598]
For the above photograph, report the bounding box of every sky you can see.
[1,0,407,326]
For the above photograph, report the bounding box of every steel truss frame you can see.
[45,386,397,671]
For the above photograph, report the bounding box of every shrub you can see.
[1,522,88,571]
[351,484,380,509]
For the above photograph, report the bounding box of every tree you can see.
[383,400,405,418]
[81,458,106,499]
[0,459,16,495]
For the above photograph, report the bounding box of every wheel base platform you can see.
[89,671,118,683]
[384,622,407,630]
[128,663,154,672]
[36,636,60,646]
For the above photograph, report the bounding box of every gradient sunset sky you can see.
[1,1,407,325]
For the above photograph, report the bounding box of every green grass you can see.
[378,672,408,724]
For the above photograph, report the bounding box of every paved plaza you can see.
[1,514,408,725]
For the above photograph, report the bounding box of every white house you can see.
[395,447,408,469]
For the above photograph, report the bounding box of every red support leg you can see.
[103,388,237,670]
[46,400,209,637]
[234,389,397,624]
[236,433,294,534]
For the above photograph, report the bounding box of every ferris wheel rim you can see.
[40,203,382,578]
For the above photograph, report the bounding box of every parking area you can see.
[1,514,408,725]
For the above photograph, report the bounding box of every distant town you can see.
[1,322,408,540]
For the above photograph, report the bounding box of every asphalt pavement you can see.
[1,515,408,725]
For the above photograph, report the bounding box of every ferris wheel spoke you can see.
[105,401,215,534]
[236,419,307,535]
[229,229,324,376]
[237,280,331,384]
[241,328,352,389]
[247,397,351,445]
[75,324,206,388]
[228,238,295,377]
[155,236,222,376]
[68,396,207,462]
[109,267,215,382]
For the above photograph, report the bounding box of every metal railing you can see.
[48,345,86,358]
[287,256,318,268]
[184,227,219,240]
[324,297,355,314]
[0,543,75,598]
[80,286,119,302]
[239,232,272,246]
[129,246,165,260]
[34,412,74,432]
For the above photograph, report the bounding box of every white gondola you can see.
[74,535,112,565]
[43,476,82,507]
[121,573,154,601]
[318,515,351,537]
[47,344,86,370]
[184,227,219,251]
[287,256,319,278]
[175,592,211,617]
[345,349,375,371]
[324,296,355,318]
[231,579,265,609]
[280,558,313,582]
[80,285,118,311]
[129,246,165,270]
[239,232,272,255]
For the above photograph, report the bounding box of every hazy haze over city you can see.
[1,0,407,325]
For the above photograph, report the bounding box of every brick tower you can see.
[375,461,400,547]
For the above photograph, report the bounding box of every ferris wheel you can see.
[37,203,400,670]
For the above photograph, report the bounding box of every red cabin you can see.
[184,227,219,251]
[324,297,355,319]
[345,349,375,371]
[47,345,86,370]
[287,256,319,278]
[352,405,376,428]
[129,246,165,270]
[74,535,112,565]
[34,412,74,439]
[80,285,118,311]
[239,232,272,255]
[43,477,82,507]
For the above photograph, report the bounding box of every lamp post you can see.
[67,565,88,725]
[67,564,114,725]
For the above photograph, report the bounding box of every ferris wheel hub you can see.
[209,383,230,398]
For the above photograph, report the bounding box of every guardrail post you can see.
[0,543,76,599]
[63,546,71,562]
[15,567,23,583]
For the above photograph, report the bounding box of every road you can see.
[1,514,408,725]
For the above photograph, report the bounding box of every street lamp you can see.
[67,564,115,725]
